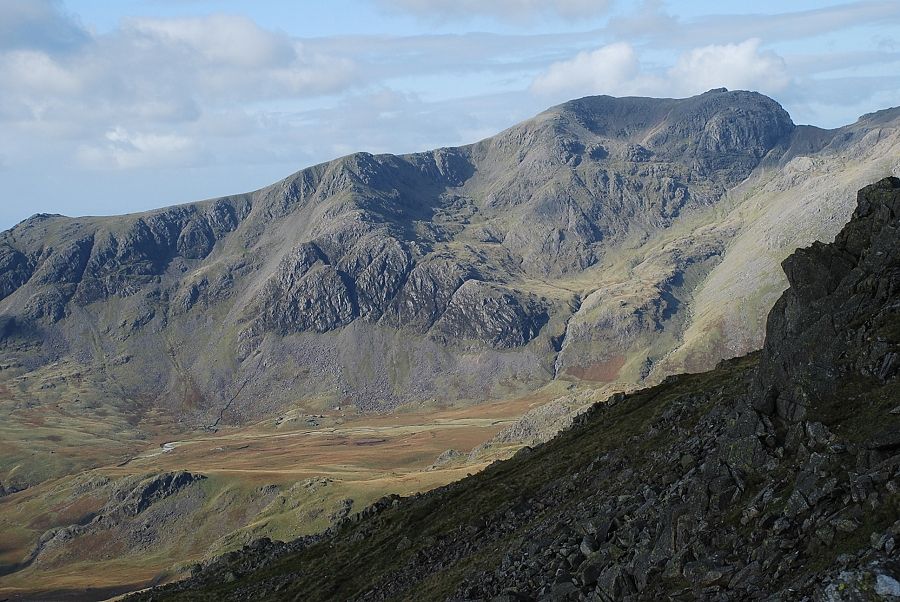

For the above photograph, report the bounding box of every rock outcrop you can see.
[21,472,207,572]
[756,176,900,422]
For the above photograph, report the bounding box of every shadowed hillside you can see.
[130,177,900,601]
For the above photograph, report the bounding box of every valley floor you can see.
[0,387,573,601]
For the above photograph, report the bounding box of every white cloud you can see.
[530,39,792,100]
[530,42,644,97]
[0,9,360,170]
[376,0,612,22]
[126,15,294,68]
[114,15,358,100]
[76,127,200,170]
[669,39,790,95]
[0,49,82,94]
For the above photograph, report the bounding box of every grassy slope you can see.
[0,387,560,597]
[151,354,758,601]
[663,127,900,374]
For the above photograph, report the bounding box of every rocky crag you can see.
[3,471,206,577]
[130,178,900,601]
[1,90,898,450]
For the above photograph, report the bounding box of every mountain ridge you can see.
[0,89,898,479]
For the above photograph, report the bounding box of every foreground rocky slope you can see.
[132,177,900,601]
[1,90,898,452]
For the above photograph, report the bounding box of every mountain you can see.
[1,90,898,439]
[1,91,900,599]
[127,176,900,601]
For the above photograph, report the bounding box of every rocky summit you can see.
[128,178,900,600]
[0,89,898,438]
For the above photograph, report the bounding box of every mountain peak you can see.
[487,89,795,198]
[552,89,794,141]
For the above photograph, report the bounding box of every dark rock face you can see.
[249,235,418,337]
[252,243,355,335]
[339,235,411,320]
[246,244,546,351]
[0,244,33,301]
[129,179,900,601]
[381,258,475,332]
[112,471,206,518]
[430,280,548,349]
[81,200,250,299]
[756,176,900,421]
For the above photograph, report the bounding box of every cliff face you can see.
[130,179,900,601]
[0,90,897,430]
[756,177,900,423]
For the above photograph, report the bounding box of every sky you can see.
[1,1,899,230]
